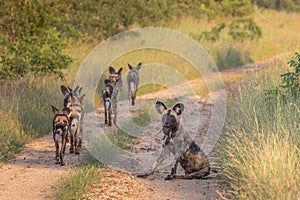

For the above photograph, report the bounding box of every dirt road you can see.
[0,85,222,200]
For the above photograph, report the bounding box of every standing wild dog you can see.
[61,85,85,155]
[127,62,142,105]
[102,79,113,126]
[141,101,210,180]
[51,105,70,166]
[102,66,123,125]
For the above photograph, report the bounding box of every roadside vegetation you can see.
[217,53,300,199]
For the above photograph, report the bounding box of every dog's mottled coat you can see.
[127,63,142,105]
[144,101,210,180]
[102,66,123,125]
[61,85,85,154]
[51,105,70,166]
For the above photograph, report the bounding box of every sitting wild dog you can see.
[127,62,142,105]
[51,105,71,166]
[61,85,85,155]
[104,66,123,124]
[141,101,210,180]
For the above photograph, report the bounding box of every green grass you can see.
[173,10,300,69]
[107,129,136,150]
[56,165,101,200]
[217,64,300,199]
[0,39,95,163]
[0,77,63,162]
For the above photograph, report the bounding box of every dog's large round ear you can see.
[73,85,80,95]
[136,62,142,70]
[172,103,184,115]
[78,87,83,95]
[117,67,123,74]
[51,105,59,114]
[63,107,72,117]
[61,85,70,96]
[156,101,167,114]
[109,66,116,74]
[80,94,86,104]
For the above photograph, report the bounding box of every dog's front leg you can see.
[138,146,169,178]
[104,106,107,124]
[165,144,182,180]
[165,160,178,180]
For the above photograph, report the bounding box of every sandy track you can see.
[0,134,89,200]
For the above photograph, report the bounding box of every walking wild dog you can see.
[51,105,70,166]
[102,79,113,126]
[61,85,85,155]
[102,66,123,126]
[140,101,210,180]
[127,62,142,105]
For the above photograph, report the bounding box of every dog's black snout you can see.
[164,116,175,127]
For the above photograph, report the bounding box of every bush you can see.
[280,52,300,97]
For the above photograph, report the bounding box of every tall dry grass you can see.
[217,64,300,199]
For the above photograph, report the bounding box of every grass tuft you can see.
[56,165,101,200]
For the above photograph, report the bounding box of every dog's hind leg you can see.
[53,135,60,164]
[60,135,67,166]
[69,132,74,153]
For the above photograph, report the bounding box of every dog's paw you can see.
[164,174,173,181]
[136,173,150,178]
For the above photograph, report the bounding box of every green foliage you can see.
[280,52,300,97]
[193,0,262,42]
[218,66,300,199]
[0,0,75,79]
[252,0,300,12]
[0,28,72,79]
[0,0,265,80]
[229,18,262,41]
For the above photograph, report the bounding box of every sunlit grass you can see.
[217,64,300,199]
[56,165,102,200]
[107,129,136,150]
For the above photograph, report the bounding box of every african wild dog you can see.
[127,62,142,106]
[61,85,85,155]
[51,105,70,166]
[102,79,113,126]
[102,66,123,125]
[141,101,210,180]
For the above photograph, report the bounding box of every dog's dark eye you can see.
[171,117,176,123]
